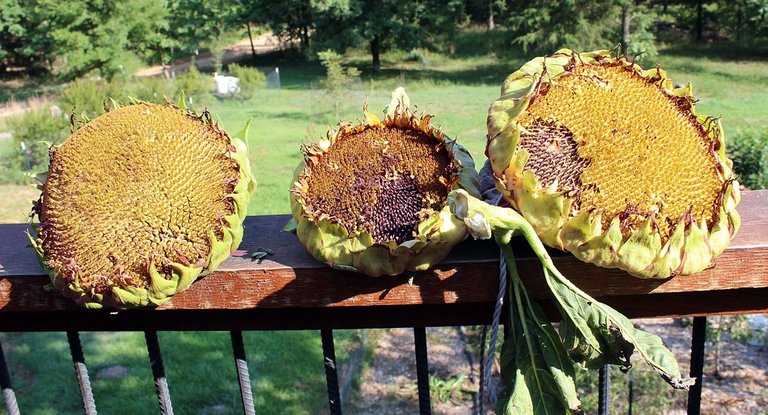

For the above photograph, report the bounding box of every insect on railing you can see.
[0,190,766,414]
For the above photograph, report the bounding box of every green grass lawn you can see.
[0,41,767,413]
[1,330,366,414]
[206,45,768,216]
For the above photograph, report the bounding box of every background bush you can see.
[0,108,68,184]
[729,129,768,190]
[128,76,177,104]
[58,79,125,117]
[175,63,214,108]
[227,63,266,101]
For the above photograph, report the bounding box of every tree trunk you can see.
[371,35,381,73]
[301,26,310,54]
[621,4,631,55]
[488,0,495,31]
[736,2,743,42]
[696,0,704,41]
[247,22,257,58]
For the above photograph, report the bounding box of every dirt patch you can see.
[348,319,767,414]
[134,33,284,78]
[636,318,768,415]
[347,327,493,415]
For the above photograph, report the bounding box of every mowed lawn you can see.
[2,46,768,219]
[0,44,766,414]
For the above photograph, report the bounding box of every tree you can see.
[505,0,659,60]
[466,0,507,31]
[318,49,360,116]
[0,0,54,73]
[32,0,169,80]
[252,0,314,53]
[420,0,468,56]
[506,0,621,53]
[166,0,240,73]
[310,0,429,72]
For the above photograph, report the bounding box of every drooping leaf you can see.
[497,243,581,415]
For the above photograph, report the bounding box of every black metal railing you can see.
[0,318,713,415]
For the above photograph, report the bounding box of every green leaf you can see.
[449,190,694,412]
[541,264,694,389]
[497,244,581,415]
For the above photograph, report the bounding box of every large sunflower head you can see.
[29,101,256,308]
[290,88,481,276]
[486,49,740,278]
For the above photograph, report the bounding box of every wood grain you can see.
[0,190,765,331]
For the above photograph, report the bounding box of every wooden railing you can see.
[0,189,766,414]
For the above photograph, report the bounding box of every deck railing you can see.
[1,190,766,414]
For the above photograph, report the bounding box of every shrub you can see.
[0,108,69,184]
[129,76,176,104]
[58,79,125,117]
[317,50,360,117]
[227,63,266,101]
[405,48,432,66]
[175,62,214,108]
[729,129,768,190]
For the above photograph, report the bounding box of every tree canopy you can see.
[2,0,766,78]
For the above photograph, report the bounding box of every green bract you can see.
[28,101,256,308]
[290,88,480,276]
[487,49,740,278]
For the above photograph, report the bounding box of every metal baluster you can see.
[478,325,487,415]
[627,369,634,415]
[413,327,431,415]
[0,337,20,415]
[66,331,97,415]
[320,329,341,415]
[145,331,173,415]
[687,316,707,415]
[598,364,610,415]
[230,331,255,415]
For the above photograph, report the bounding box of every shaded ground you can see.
[347,327,493,415]
[637,318,768,415]
[348,319,767,414]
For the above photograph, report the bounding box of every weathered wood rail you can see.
[1,191,766,331]
[0,190,766,415]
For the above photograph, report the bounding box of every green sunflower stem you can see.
[448,189,694,412]
[497,242,581,414]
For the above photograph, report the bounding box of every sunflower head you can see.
[486,49,740,278]
[290,88,480,276]
[28,101,256,308]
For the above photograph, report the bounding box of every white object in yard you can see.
[214,75,240,94]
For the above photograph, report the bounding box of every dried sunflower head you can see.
[28,101,256,308]
[290,88,481,276]
[486,49,740,278]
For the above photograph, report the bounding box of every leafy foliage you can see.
[729,129,768,190]
[227,63,266,101]
[454,191,691,414]
[0,0,51,73]
[506,0,621,53]
[318,50,360,116]
[58,79,125,117]
[175,63,214,108]
[39,0,169,80]
[429,374,468,404]
[0,108,68,184]
[166,0,241,67]
[128,76,177,104]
